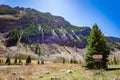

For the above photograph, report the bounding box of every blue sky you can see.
[0,0,120,37]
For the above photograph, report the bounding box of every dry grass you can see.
[0,61,120,80]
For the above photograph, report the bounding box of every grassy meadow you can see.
[0,58,120,80]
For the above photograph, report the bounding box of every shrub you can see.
[14,57,18,64]
[70,59,73,64]
[62,58,65,64]
[1,59,3,63]
[41,59,44,64]
[19,58,22,64]
[108,59,113,65]
[26,55,31,65]
[0,59,1,64]
[37,60,40,64]
[0,59,4,64]
[5,56,11,65]
[73,59,78,64]
[110,47,115,51]
[113,56,118,64]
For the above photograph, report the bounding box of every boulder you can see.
[51,77,60,80]
[66,70,72,74]
[12,72,17,75]
[19,76,25,80]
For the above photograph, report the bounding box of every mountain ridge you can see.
[0,4,120,49]
[0,4,120,63]
[0,4,91,48]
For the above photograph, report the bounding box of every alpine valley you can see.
[0,4,120,62]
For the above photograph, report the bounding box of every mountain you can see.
[0,5,120,62]
[0,4,71,32]
[0,5,120,48]
[106,36,120,43]
[0,4,91,48]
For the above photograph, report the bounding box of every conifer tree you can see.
[0,59,1,64]
[62,57,65,64]
[26,55,31,65]
[37,60,40,64]
[85,24,110,69]
[5,56,11,65]
[14,57,18,64]
[70,59,73,64]
[19,58,21,64]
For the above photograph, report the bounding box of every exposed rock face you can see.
[40,44,86,62]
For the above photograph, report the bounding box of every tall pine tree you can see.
[85,24,110,69]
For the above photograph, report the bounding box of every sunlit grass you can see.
[0,59,120,80]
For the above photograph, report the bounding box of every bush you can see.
[14,57,18,64]
[73,59,78,64]
[0,59,2,64]
[26,55,31,65]
[110,47,115,51]
[5,56,11,65]
[37,60,40,64]
[19,58,22,64]
[2,59,3,63]
[70,59,73,64]
[113,56,118,64]
[62,58,65,64]
[70,59,78,64]
[41,59,44,64]
[108,59,113,65]
[0,59,4,64]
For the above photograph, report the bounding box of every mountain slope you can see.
[0,4,91,48]
[0,4,71,32]
[0,5,120,48]
[0,5,120,63]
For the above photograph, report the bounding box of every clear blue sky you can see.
[0,0,120,38]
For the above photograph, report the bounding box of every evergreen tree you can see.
[19,58,22,64]
[5,56,11,65]
[14,57,18,64]
[37,60,40,64]
[70,59,73,64]
[26,55,31,65]
[0,59,1,64]
[85,24,110,69]
[62,57,65,64]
